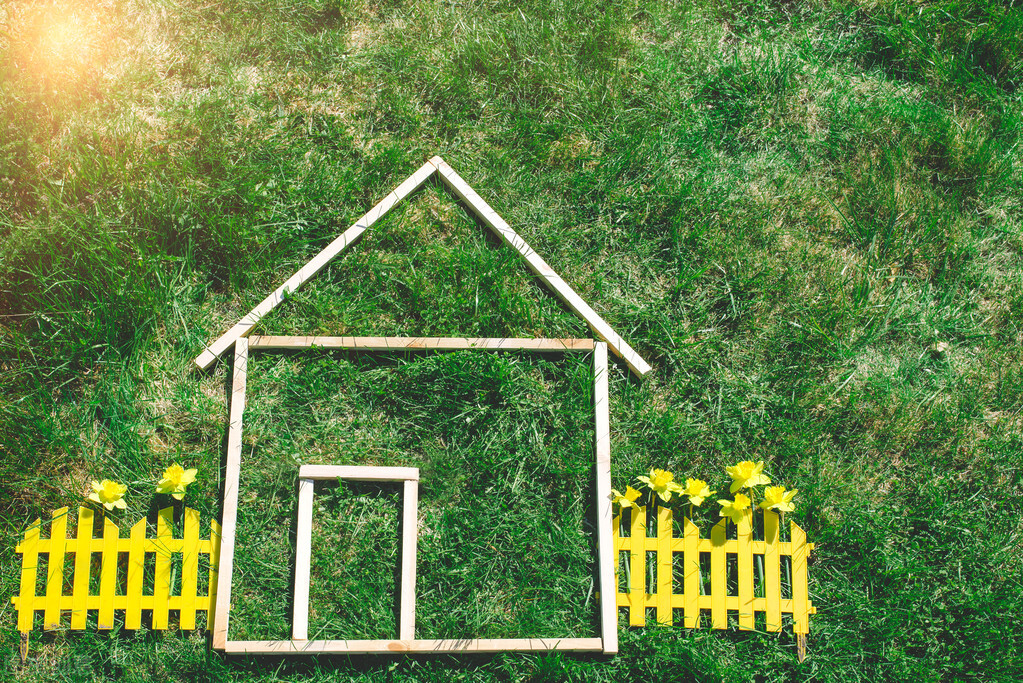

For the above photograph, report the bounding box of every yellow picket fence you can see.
[11,506,220,633]
[613,505,815,652]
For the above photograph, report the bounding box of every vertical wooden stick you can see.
[593,341,619,653]
[399,479,419,642]
[213,338,248,649]
[292,478,314,641]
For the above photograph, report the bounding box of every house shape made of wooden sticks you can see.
[195,156,652,656]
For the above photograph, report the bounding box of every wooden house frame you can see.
[202,158,650,655]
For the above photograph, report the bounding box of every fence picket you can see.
[126,518,146,629]
[737,509,753,630]
[656,506,672,625]
[44,508,69,630]
[764,511,782,632]
[153,507,173,630]
[13,506,218,634]
[791,521,810,634]
[16,518,41,632]
[628,506,646,627]
[208,519,222,632]
[614,505,814,646]
[70,507,93,629]
[709,521,726,629]
[181,508,200,629]
[98,515,119,629]
[683,518,699,628]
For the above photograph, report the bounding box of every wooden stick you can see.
[223,637,605,655]
[399,479,418,641]
[593,342,618,654]
[297,465,419,481]
[193,160,438,370]
[248,336,594,352]
[212,338,248,650]
[292,478,314,641]
[431,157,651,379]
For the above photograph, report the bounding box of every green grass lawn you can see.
[2,0,1021,680]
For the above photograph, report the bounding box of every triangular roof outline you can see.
[193,156,651,378]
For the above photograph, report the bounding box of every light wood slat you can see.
[709,520,726,629]
[683,517,699,629]
[764,511,782,632]
[248,336,594,352]
[656,506,672,625]
[297,465,419,481]
[69,507,93,629]
[194,160,438,370]
[43,508,68,630]
[180,508,200,629]
[125,518,146,630]
[399,479,418,642]
[592,341,617,653]
[98,515,119,629]
[791,521,810,635]
[292,478,314,641]
[737,508,754,630]
[432,157,651,379]
[628,502,646,627]
[213,338,248,649]
[224,637,605,654]
[16,518,41,632]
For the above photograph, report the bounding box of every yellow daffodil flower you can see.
[636,468,684,502]
[759,485,798,512]
[156,463,197,501]
[89,480,128,511]
[610,486,642,508]
[725,460,771,494]
[682,478,715,506]
[718,494,751,525]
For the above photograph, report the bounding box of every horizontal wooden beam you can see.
[297,465,420,481]
[248,336,594,352]
[223,637,605,655]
